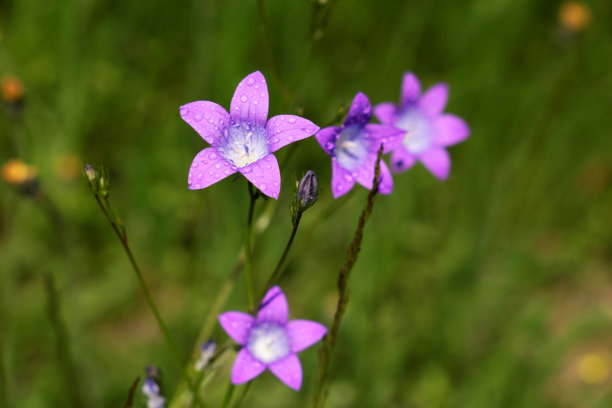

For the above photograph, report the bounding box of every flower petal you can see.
[231,348,267,385]
[268,354,302,391]
[331,158,356,198]
[373,102,398,125]
[390,147,417,173]
[433,114,470,147]
[418,83,448,117]
[180,101,230,146]
[345,92,372,127]
[188,148,238,190]
[315,127,340,156]
[286,320,327,353]
[352,155,394,195]
[257,286,289,324]
[363,124,405,154]
[238,154,281,199]
[218,312,255,345]
[420,148,451,180]
[401,72,421,107]
[230,71,269,128]
[265,115,319,153]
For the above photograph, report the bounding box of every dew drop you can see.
[215,163,221,169]
[288,117,297,124]
[260,93,265,97]
[208,153,218,160]
[246,77,255,86]
[273,182,279,187]
[242,167,252,174]
[326,142,334,151]
[218,119,224,125]
[253,100,258,105]
[192,162,199,168]
[273,138,280,143]
[198,174,203,180]
[180,107,189,117]
[240,94,249,103]
[266,164,271,169]
[215,173,220,179]
[207,117,214,123]
[194,113,203,122]
[288,135,294,141]
[260,183,267,190]
[224,169,230,175]
[344,174,353,182]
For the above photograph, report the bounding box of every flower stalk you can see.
[313,146,384,408]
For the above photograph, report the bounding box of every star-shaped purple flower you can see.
[374,72,470,180]
[315,92,405,198]
[181,71,319,199]
[218,286,327,390]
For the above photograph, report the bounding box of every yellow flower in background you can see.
[1,75,24,103]
[53,153,83,181]
[559,1,592,33]
[1,159,37,185]
[578,350,611,384]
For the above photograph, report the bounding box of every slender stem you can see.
[232,382,252,408]
[244,183,258,310]
[91,195,206,408]
[312,147,384,408]
[219,383,235,408]
[260,212,302,300]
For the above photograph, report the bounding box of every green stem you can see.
[244,183,258,310]
[92,195,206,408]
[260,211,302,301]
[219,383,235,408]
[232,382,252,408]
[312,147,384,408]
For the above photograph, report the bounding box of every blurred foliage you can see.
[1,0,612,407]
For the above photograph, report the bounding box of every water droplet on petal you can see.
[288,117,297,124]
[260,183,267,190]
[214,173,220,179]
[224,169,230,175]
[246,77,255,86]
[253,100,258,105]
[218,119,224,125]
[240,94,248,103]
[326,142,334,151]
[215,163,221,169]
[273,138,280,143]
[266,165,271,169]
[344,174,353,182]
[195,183,201,189]
[273,182,279,187]
[180,107,189,117]
[242,166,252,174]
[194,113,203,122]
[288,135,294,142]
[198,174,203,179]
[208,153,218,160]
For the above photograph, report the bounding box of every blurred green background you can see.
[1,0,612,406]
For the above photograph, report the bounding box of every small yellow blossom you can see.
[559,1,592,33]
[1,159,37,184]
[578,350,611,384]
[1,75,24,103]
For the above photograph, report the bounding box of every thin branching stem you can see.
[219,383,235,408]
[313,146,384,408]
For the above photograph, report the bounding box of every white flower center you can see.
[396,109,433,154]
[247,323,290,364]
[217,123,269,168]
[333,125,368,171]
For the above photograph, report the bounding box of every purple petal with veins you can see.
[229,71,269,128]
[180,101,230,146]
[268,354,303,391]
[239,153,281,199]
[257,286,289,324]
[231,348,267,384]
[265,115,319,153]
[188,148,238,190]
[218,312,255,345]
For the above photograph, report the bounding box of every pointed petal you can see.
[433,114,470,147]
[188,148,238,190]
[218,312,255,345]
[352,154,393,194]
[265,115,319,152]
[390,147,417,173]
[331,158,356,198]
[315,127,340,156]
[373,102,398,125]
[419,83,448,117]
[231,348,267,385]
[286,320,327,353]
[363,124,405,154]
[180,102,230,146]
[268,354,302,391]
[378,160,394,195]
[420,148,451,180]
[238,154,281,199]
[257,286,289,324]
[345,92,372,127]
[230,71,269,127]
[401,72,421,107]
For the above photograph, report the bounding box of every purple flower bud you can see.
[296,170,318,212]
[195,340,216,371]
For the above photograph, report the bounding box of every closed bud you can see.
[296,170,318,212]
[83,164,97,185]
[195,340,216,371]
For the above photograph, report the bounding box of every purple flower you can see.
[374,72,470,180]
[315,92,404,198]
[181,71,319,199]
[218,286,327,390]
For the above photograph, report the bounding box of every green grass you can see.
[1,0,612,406]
